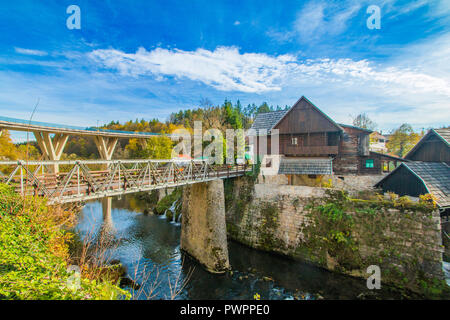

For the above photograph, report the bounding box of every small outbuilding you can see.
[404,128,450,164]
[375,161,450,210]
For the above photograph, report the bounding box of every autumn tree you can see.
[0,130,19,160]
[386,123,421,157]
[126,136,173,159]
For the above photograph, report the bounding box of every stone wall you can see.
[225,177,446,296]
[257,171,386,195]
[181,180,230,273]
[329,174,386,193]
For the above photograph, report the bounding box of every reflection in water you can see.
[100,197,115,235]
[76,193,409,300]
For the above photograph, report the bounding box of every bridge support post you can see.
[180,179,230,273]
[94,136,119,169]
[94,136,118,160]
[33,132,69,173]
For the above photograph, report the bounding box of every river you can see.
[75,193,427,300]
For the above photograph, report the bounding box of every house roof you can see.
[272,96,343,132]
[278,158,333,175]
[338,123,373,134]
[405,128,450,160]
[434,128,450,145]
[250,96,344,134]
[371,131,387,139]
[376,161,450,208]
[250,110,288,132]
[369,151,406,162]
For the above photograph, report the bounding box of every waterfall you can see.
[159,195,182,224]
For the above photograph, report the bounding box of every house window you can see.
[365,159,374,168]
[291,137,298,145]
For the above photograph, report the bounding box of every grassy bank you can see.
[0,184,129,300]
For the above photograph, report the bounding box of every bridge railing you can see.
[0,159,252,203]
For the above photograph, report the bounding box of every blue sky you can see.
[1,0,449,141]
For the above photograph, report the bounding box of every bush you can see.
[0,184,129,300]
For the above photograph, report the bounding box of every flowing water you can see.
[75,193,434,300]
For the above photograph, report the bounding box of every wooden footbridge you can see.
[0,159,251,204]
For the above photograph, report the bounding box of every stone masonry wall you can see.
[181,180,230,273]
[257,171,385,194]
[225,176,445,296]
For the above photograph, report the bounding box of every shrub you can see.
[0,184,129,300]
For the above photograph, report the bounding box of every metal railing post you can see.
[77,163,80,196]
[20,166,23,195]
[118,162,121,191]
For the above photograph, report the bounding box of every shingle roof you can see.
[250,110,288,132]
[434,128,450,145]
[278,158,333,175]
[404,162,450,208]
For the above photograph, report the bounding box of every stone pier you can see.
[180,179,230,273]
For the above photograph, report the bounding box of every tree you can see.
[352,113,377,130]
[0,130,19,160]
[386,123,421,157]
[145,136,173,159]
[126,136,173,159]
[256,102,271,114]
[17,144,41,160]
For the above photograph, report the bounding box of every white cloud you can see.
[14,47,48,56]
[89,45,450,99]
[89,46,299,93]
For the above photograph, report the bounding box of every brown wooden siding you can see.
[333,127,373,175]
[274,98,341,134]
[278,133,339,156]
[358,156,383,175]
[377,165,428,197]
[407,135,450,164]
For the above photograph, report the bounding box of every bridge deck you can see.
[0,116,161,139]
[0,159,251,204]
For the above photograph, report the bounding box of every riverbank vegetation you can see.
[0,184,129,300]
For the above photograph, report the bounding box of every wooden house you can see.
[404,128,450,164]
[250,96,401,176]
